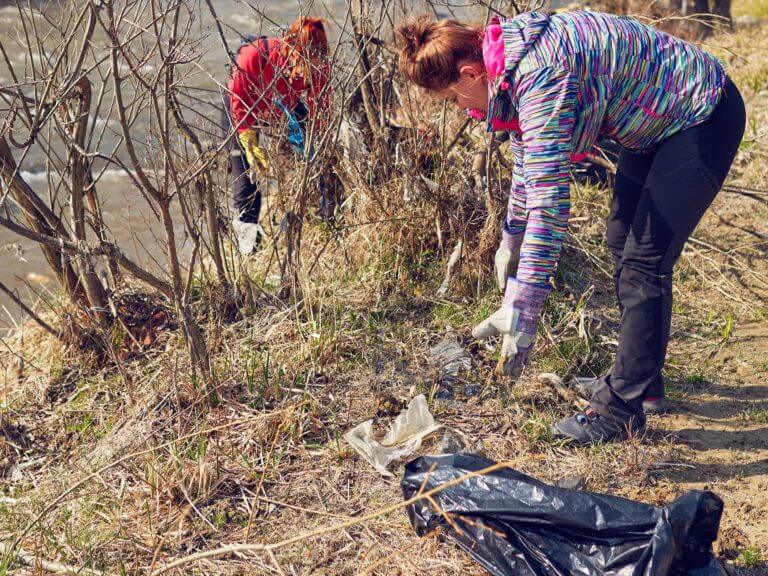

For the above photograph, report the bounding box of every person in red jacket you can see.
[223,17,330,254]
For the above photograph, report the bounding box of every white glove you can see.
[472,279,551,376]
[472,307,533,376]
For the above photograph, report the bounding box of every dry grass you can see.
[1,6,768,576]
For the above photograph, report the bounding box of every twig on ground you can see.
[4,547,105,576]
[148,460,516,574]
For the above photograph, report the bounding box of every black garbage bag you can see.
[402,454,726,576]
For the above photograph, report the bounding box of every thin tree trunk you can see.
[169,92,228,288]
[158,200,216,407]
[693,0,714,36]
[84,175,121,288]
[350,7,380,144]
[0,137,86,305]
[711,0,732,29]
[66,77,109,325]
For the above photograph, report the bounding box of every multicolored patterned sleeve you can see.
[504,135,527,237]
[515,66,577,287]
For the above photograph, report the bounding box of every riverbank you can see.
[1,13,767,576]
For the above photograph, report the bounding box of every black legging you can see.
[591,78,746,423]
[221,96,261,223]
[220,98,310,224]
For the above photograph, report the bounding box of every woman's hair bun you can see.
[396,16,482,90]
[396,15,435,57]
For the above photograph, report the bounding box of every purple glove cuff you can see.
[503,278,551,336]
[510,351,529,375]
[500,229,524,252]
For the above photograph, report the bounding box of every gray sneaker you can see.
[572,376,600,399]
[552,408,645,445]
[572,377,667,415]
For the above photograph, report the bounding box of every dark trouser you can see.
[220,99,314,224]
[591,78,746,424]
[221,97,261,224]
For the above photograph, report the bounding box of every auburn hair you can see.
[397,15,483,91]
[282,17,328,79]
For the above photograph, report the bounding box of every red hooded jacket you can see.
[227,37,329,132]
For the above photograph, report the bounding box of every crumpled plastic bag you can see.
[273,98,307,158]
[429,337,474,398]
[344,395,440,478]
[429,338,472,381]
[402,454,727,576]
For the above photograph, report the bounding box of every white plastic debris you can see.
[418,174,440,192]
[438,428,482,455]
[537,372,571,399]
[537,372,589,409]
[428,336,475,399]
[436,241,463,297]
[429,337,472,381]
[344,394,441,478]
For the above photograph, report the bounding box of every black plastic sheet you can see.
[402,454,726,576]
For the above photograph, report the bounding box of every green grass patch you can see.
[683,372,708,385]
[430,301,469,327]
[664,381,685,402]
[521,415,553,445]
[738,546,764,567]
[535,337,591,376]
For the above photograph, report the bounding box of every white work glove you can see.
[472,279,551,376]
[494,230,524,292]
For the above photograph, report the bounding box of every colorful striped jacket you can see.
[484,11,726,289]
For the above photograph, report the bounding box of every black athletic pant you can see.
[221,98,310,224]
[591,78,746,423]
[221,96,261,224]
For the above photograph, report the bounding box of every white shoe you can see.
[231,216,263,255]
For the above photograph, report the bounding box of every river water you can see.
[0,0,537,325]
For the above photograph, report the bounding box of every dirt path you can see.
[655,322,768,570]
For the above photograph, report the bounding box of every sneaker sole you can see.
[551,426,646,446]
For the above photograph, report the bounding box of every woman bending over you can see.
[397,11,745,444]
